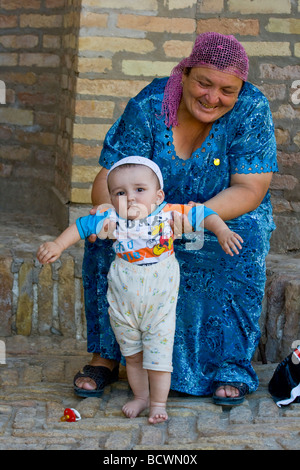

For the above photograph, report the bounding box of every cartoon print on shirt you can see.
[151,221,174,256]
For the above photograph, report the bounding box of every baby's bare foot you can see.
[148,402,168,424]
[122,397,149,418]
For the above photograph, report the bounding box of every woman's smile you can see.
[198,100,218,110]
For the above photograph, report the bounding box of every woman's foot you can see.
[122,397,149,418]
[75,375,96,391]
[212,382,249,406]
[149,402,168,424]
[75,354,118,390]
[214,384,240,399]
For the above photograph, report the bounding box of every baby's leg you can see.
[122,351,149,418]
[148,370,171,424]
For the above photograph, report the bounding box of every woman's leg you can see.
[75,239,120,391]
[171,216,271,396]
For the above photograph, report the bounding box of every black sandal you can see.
[212,381,249,406]
[73,364,119,398]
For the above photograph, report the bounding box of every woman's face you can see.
[180,67,243,124]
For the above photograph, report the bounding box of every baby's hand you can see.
[217,229,243,256]
[37,241,62,264]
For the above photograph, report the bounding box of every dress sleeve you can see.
[228,91,278,175]
[99,93,154,169]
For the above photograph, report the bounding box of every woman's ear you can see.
[156,189,165,205]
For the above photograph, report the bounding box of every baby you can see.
[37,156,243,424]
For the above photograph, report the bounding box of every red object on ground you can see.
[60,408,78,422]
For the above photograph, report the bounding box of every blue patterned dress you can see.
[82,78,278,396]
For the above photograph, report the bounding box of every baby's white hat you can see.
[107,156,164,189]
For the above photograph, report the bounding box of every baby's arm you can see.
[37,223,81,264]
[37,207,113,264]
[203,213,243,256]
[171,204,243,256]
[79,209,115,240]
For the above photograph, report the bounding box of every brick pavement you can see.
[1,357,300,451]
[1,213,300,452]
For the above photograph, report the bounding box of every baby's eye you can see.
[137,188,145,192]
[116,191,125,196]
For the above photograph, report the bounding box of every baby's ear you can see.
[156,189,165,204]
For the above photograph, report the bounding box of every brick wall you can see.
[0,0,300,252]
[70,0,197,214]
[197,1,300,252]
[0,0,81,226]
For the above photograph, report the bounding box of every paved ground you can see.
[1,212,300,453]
[1,358,300,452]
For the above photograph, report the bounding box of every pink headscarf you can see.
[160,32,249,127]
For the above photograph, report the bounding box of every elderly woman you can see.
[74,32,278,405]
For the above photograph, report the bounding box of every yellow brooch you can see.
[213,158,220,166]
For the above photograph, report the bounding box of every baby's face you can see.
[108,165,164,220]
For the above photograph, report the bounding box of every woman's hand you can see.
[87,206,98,243]
[88,167,112,242]
[87,203,115,242]
[170,210,193,239]
[97,218,117,240]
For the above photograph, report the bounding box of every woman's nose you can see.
[206,88,220,104]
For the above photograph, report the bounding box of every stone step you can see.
[1,252,85,340]
[264,253,300,361]
[0,211,85,346]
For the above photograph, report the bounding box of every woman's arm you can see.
[201,172,273,221]
[91,167,111,206]
[86,167,112,242]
